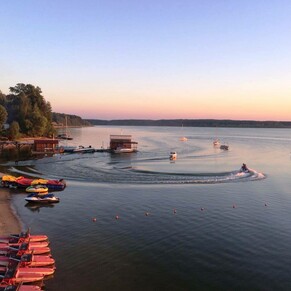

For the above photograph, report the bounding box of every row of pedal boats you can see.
[0,230,55,290]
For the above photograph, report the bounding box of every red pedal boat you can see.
[0,283,41,291]
[0,268,44,284]
[0,253,55,267]
[0,230,48,243]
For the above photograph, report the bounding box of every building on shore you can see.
[109,135,138,153]
[33,139,59,154]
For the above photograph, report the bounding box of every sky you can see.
[1,0,291,121]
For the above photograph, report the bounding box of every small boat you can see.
[0,240,49,249]
[25,185,48,194]
[0,243,50,256]
[0,230,48,243]
[113,147,135,153]
[179,137,188,142]
[0,268,44,284]
[169,152,177,160]
[213,139,220,146]
[220,144,229,150]
[0,283,42,291]
[25,193,60,204]
[57,133,73,140]
[0,264,55,277]
[73,145,95,154]
[0,253,55,267]
[239,163,250,173]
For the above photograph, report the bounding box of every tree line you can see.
[0,83,92,140]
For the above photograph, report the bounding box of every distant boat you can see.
[179,137,188,142]
[57,133,73,140]
[179,124,188,141]
[169,151,177,160]
[73,145,95,153]
[220,144,229,150]
[213,139,220,146]
[113,147,135,153]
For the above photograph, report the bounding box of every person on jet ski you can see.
[240,163,249,172]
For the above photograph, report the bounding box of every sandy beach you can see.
[0,178,21,235]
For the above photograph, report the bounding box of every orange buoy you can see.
[173,209,177,214]
[115,215,119,220]
[145,212,149,216]
[92,218,97,222]
[200,208,205,211]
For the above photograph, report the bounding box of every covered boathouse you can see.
[33,139,59,154]
[109,135,138,153]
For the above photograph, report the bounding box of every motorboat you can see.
[169,152,177,160]
[0,253,55,267]
[73,145,95,154]
[0,230,48,243]
[0,268,44,284]
[0,283,42,291]
[25,185,48,194]
[113,147,135,153]
[25,193,60,204]
[1,175,66,191]
[179,137,188,142]
[220,144,229,150]
[213,139,220,146]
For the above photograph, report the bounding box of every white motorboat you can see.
[25,193,60,204]
[113,147,135,153]
[73,145,95,153]
[169,151,177,160]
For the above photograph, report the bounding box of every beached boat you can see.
[0,283,42,291]
[0,243,51,256]
[0,265,55,277]
[25,185,48,194]
[169,152,177,160]
[0,230,48,243]
[1,176,66,191]
[0,268,44,284]
[25,193,60,204]
[0,253,55,268]
[0,240,49,249]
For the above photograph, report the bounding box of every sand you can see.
[0,180,21,235]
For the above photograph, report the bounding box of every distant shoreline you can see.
[86,119,291,128]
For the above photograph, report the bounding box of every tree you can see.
[9,121,20,140]
[0,105,7,129]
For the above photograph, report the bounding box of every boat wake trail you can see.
[5,157,266,185]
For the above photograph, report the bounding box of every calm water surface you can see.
[5,126,291,290]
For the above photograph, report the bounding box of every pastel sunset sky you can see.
[1,1,291,120]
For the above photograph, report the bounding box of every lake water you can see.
[5,126,291,290]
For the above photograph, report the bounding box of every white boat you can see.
[179,137,188,142]
[25,193,60,204]
[169,151,177,160]
[213,139,220,146]
[73,145,95,153]
[113,147,135,153]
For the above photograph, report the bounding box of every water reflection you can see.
[25,203,56,213]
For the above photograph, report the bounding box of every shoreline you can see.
[0,174,21,235]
